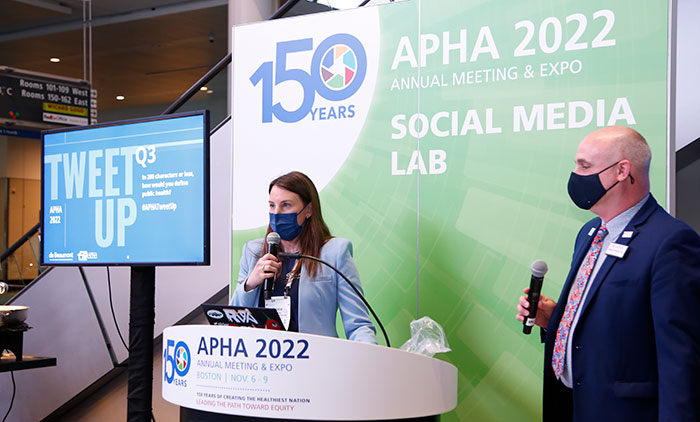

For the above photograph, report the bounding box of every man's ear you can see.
[617,159,631,181]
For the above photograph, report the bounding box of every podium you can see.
[162,325,457,421]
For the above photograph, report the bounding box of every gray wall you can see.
[675,0,700,232]
[677,157,700,232]
[676,0,700,151]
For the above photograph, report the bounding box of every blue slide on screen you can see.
[41,111,209,265]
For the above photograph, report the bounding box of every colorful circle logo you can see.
[175,343,189,375]
[320,44,358,91]
[311,33,367,102]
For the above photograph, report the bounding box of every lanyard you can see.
[283,260,301,297]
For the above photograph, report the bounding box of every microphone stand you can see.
[279,252,390,348]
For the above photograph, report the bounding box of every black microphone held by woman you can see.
[264,232,280,300]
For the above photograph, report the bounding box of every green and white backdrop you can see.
[231,0,670,420]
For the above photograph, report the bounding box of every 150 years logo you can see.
[164,339,191,386]
[250,33,367,123]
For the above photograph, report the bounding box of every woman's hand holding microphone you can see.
[244,253,282,291]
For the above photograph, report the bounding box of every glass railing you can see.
[1,223,43,304]
[170,66,229,128]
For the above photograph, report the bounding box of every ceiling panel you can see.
[0,0,203,34]
[0,4,228,114]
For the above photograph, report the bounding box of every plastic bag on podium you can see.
[400,316,451,357]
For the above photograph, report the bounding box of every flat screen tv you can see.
[40,110,210,266]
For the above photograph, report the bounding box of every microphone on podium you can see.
[264,232,280,300]
[523,260,548,335]
[279,251,390,347]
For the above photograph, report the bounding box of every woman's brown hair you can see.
[264,171,332,277]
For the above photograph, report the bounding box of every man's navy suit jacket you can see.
[543,195,700,421]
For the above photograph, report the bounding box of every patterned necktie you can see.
[552,224,608,378]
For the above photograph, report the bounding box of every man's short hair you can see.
[617,128,652,174]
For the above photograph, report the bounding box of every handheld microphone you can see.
[523,260,548,335]
[264,232,280,300]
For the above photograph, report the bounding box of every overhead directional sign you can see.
[0,68,91,128]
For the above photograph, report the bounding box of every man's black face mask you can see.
[567,161,628,210]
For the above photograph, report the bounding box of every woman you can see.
[231,171,377,344]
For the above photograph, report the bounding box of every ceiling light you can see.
[206,90,213,94]
[116,95,125,101]
[200,86,208,91]
[50,57,60,63]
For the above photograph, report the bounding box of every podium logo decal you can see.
[164,339,191,386]
[176,344,189,373]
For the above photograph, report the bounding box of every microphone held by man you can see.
[523,260,548,334]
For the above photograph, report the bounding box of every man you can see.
[516,126,700,421]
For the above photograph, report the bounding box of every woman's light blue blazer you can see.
[231,237,377,344]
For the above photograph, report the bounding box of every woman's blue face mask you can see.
[269,203,309,241]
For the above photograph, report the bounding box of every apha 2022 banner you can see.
[231,1,669,419]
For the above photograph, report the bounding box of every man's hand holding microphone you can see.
[516,260,557,332]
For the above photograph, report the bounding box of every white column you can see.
[228,0,280,113]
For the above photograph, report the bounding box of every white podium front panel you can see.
[162,325,457,420]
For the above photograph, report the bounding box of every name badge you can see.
[605,243,628,258]
[588,227,596,236]
[265,296,291,330]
